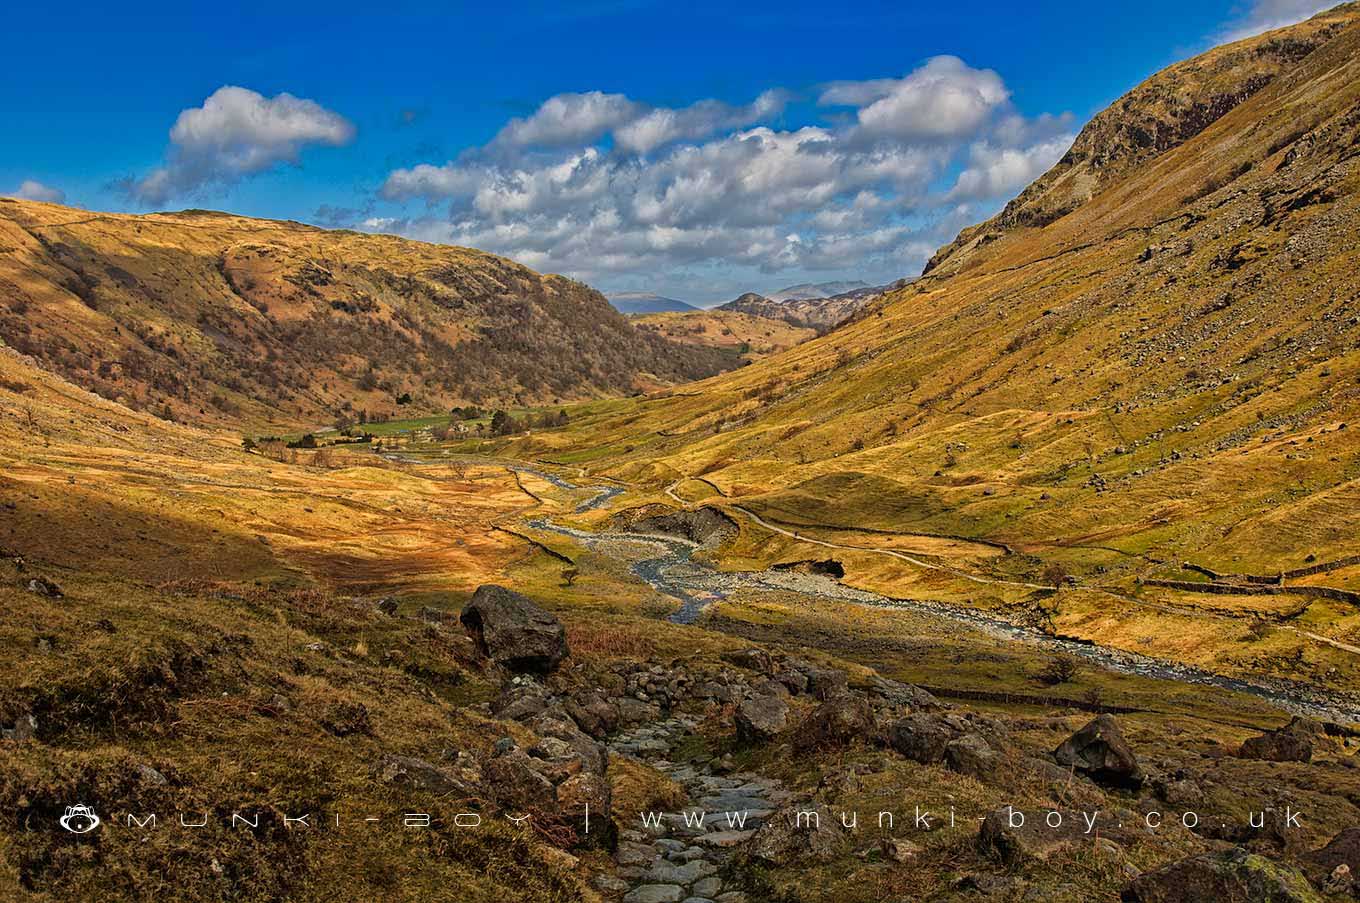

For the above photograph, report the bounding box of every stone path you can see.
[597,715,792,903]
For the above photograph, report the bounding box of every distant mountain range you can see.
[718,280,909,331]
[607,292,699,315]
[765,280,872,302]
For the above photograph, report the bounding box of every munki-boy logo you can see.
[59,804,101,834]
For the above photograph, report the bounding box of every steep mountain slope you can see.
[519,6,1360,682]
[0,201,732,428]
[607,291,699,314]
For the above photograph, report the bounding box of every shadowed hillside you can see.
[0,201,734,429]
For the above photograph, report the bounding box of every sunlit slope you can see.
[633,309,818,362]
[527,7,1360,584]
[0,343,534,589]
[0,200,731,430]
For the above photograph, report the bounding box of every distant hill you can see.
[766,280,871,302]
[0,200,735,428]
[717,281,907,331]
[607,291,699,315]
[632,309,817,363]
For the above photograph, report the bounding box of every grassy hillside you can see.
[502,6,1360,692]
[632,309,817,362]
[0,200,733,430]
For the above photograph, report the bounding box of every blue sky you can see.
[0,0,1332,303]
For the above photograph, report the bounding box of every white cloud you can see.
[947,134,1075,201]
[496,92,643,147]
[10,179,66,203]
[1217,0,1333,42]
[826,56,1010,141]
[374,57,1071,295]
[126,86,355,205]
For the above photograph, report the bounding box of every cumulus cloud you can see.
[125,86,355,205]
[947,134,1075,201]
[495,92,643,147]
[10,179,66,203]
[1217,0,1334,42]
[373,56,1071,295]
[825,57,1010,141]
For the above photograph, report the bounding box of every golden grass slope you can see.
[0,200,733,431]
[501,8,1360,691]
[632,309,818,362]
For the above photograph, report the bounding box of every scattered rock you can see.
[886,713,961,764]
[1,712,37,741]
[720,648,773,674]
[460,584,568,674]
[482,749,556,811]
[374,754,469,796]
[25,576,63,598]
[374,597,399,616]
[945,733,1003,782]
[746,802,849,865]
[134,764,168,785]
[1054,715,1144,788]
[1122,847,1321,902]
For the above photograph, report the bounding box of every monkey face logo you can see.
[59,804,101,834]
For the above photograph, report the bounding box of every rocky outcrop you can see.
[1122,847,1322,902]
[460,584,568,674]
[1054,715,1144,788]
[1239,717,1320,763]
[630,507,738,546]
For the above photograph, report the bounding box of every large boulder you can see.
[555,771,614,847]
[460,585,568,674]
[1239,717,1320,763]
[735,687,790,745]
[1055,714,1144,789]
[945,732,1003,782]
[887,713,962,764]
[482,748,557,811]
[1122,847,1322,902]
[794,692,875,750]
[746,801,851,865]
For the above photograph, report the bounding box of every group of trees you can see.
[489,408,570,436]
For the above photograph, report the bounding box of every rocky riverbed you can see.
[519,468,1360,725]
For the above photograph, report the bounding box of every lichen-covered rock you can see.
[1122,847,1321,902]
[460,584,568,674]
[734,688,790,744]
[746,801,850,865]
